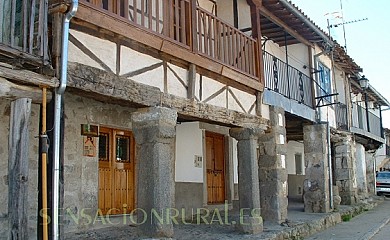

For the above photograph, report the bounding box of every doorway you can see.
[98,127,135,215]
[205,131,226,204]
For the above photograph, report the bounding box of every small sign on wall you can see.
[81,124,99,137]
[83,136,96,157]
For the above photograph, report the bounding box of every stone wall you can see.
[332,132,357,205]
[0,98,39,239]
[258,106,288,223]
[62,92,135,232]
[365,151,376,196]
[303,124,331,213]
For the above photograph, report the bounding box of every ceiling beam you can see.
[259,6,313,47]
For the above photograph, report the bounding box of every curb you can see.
[269,200,381,240]
[362,215,390,240]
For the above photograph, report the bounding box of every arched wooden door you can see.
[98,127,135,215]
[206,132,226,204]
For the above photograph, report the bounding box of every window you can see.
[318,62,332,102]
[295,153,303,175]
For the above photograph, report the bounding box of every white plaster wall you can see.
[286,43,311,76]
[286,141,305,175]
[228,87,256,114]
[355,143,368,193]
[68,30,117,72]
[175,122,204,183]
[237,0,251,31]
[264,41,310,76]
[120,45,165,91]
[264,40,287,62]
[319,106,336,128]
[201,76,227,108]
[261,104,270,120]
[215,0,233,25]
[376,144,386,170]
[167,63,188,98]
[334,67,347,104]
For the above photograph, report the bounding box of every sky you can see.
[289,0,390,128]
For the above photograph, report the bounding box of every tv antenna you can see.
[326,0,368,53]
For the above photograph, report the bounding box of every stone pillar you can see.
[132,107,177,238]
[230,128,263,234]
[332,133,357,205]
[365,151,376,196]
[303,124,331,213]
[258,106,288,223]
[355,143,368,199]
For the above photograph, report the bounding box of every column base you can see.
[235,216,263,234]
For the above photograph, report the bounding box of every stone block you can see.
[235,216,263,234]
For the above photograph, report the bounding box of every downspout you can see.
[52,1,78,239]
[326,121,333,210]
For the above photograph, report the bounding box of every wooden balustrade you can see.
[0,0,48,62]
[81,0,259,79]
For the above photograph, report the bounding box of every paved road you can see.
[306,198,390,240]
[372,218,390,240]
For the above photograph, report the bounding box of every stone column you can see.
[132,107,177,238]
[365,151,376,196]
[332,133,357,205]
[303,124,331,213]
[230,127,263,234]
[355,143,368,199]
[258,106,288,223]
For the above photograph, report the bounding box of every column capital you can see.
[230,127,264,141]
[132,107,177,144]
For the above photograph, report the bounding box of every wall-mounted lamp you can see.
[359,75,369,90]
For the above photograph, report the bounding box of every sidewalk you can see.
[65,197,385,240]
[307,197,390,240]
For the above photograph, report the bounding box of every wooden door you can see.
[98,127,135,215]
[206,132,226,204]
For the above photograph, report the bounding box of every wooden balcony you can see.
[0,0,49,66]
[76,0,261,90]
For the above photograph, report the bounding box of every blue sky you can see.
[289,0,390,128]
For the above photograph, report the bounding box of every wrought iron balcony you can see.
[263,51,314,108]
[351,103,382,138]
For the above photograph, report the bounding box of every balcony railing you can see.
[263,51,314,108]
[81,0,259,79]
[335,103,348,131]
[352,103,382,138]
[0,0,48,63]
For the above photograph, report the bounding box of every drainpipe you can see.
[326,121,333,210]
[52,1,78,239]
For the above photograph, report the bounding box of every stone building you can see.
[0,0,388,239]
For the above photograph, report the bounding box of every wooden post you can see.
[8,98,32,240]
[42,88,48,240]
[187,63,196,99]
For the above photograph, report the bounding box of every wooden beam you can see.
[0,77,52,103]
[259,6,313,47]
[8,98,32,240]
[187,64,196,99]
[67,62,269,129]
[0,65,58,87]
